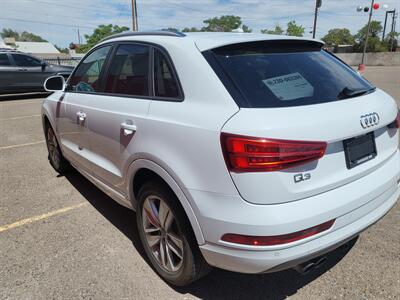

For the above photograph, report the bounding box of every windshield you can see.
[209,41,375,108]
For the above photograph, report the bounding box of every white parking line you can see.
[0,140,45,150]
[0,203,88,233]
[0,114,41,121]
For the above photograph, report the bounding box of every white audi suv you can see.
[42,31,400,286]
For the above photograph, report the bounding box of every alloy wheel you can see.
[142,195,184,273]
[47,127,60,168]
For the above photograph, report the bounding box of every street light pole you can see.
[361,0,375,66]
[131,0,138,31]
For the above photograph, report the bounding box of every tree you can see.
[182,27,201,32]
[354,21,386,52]
[55,45,69,54]
[286,21,305,37]
[201,15,251,32]
[1,28,19,39]
[78,24,129,53]
[322,28,355,46]
[261,24,284,35]
[0,28,47,42]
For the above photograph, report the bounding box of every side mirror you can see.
[44,75,65,92]
[41,62,47,71]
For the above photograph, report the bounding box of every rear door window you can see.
[104,44,150,97]
[0,54,11,66]
[12,54,42,67]
[68,45,111,93]
[208,40,374,108]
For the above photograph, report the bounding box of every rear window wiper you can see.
[337,87,374,100]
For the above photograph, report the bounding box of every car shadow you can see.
[64,171,357,300]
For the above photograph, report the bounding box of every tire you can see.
[45,123,70,174]
[136,180,211,286]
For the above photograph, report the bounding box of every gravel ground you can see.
[0,67,399,299]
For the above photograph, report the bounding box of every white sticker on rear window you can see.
[262,72,314,101]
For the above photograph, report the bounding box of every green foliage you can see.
[261,24,284,35]
[1,28,47,42]
[202,15,242,32]
[182,27,201,32]
[78,24,129,53]
[286,21,305,37]
[354,21,383,42]
[55,45,69,54]
[183,15,251,33]
[353,21,390,52]
[322,28,355,46]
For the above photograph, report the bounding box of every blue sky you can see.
[1,0,399,47]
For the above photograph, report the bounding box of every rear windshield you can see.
[207,41,375,108]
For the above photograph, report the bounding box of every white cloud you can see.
[1,0,399,47]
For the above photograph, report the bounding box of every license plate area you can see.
[343,132,377,169]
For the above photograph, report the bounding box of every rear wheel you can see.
[45,124,70,174]
[136,181,211,286]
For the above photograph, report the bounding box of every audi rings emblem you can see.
[360,113,380,129]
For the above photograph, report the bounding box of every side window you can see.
[12,54,42,67]
[69,46,111,93]
[154,48,181,98]
[104,44,150,96]
[0,54,11,66]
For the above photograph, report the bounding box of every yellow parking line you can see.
[0,202,88,233]
[0,114,41,121]
[0,140,45,150]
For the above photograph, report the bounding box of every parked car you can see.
[0,49,73,95]
[41,31,400,286]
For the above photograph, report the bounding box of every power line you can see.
[0,17,97,29]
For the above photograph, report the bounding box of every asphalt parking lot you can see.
[1,67,399,300]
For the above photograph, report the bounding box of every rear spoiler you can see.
[209,39,324,54]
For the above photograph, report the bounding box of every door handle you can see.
[18,68,28,71]
[76,111,86,122]
[121,122,137,136]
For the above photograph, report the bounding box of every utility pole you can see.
[312,0,322,39]
[361,0,375,66]
[77,29,81,45]
[131,0,138,31]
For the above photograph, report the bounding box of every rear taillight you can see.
[389,110,400,129]
[221,133,327,172]
[221,220,335,246]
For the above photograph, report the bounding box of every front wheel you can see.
[136,181,211,286]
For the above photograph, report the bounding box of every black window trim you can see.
[66,41,184,102]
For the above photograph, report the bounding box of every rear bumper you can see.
[190,150,400,273]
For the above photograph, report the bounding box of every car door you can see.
[83,43,152,190]
[10,53,46,90]
[0,53,17,94]
[56,45,112,168]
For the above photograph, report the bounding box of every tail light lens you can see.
[389,110,400,129]
[221,133,327,172]
[221,220,335,246]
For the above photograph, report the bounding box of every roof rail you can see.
[101,31,186,42]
